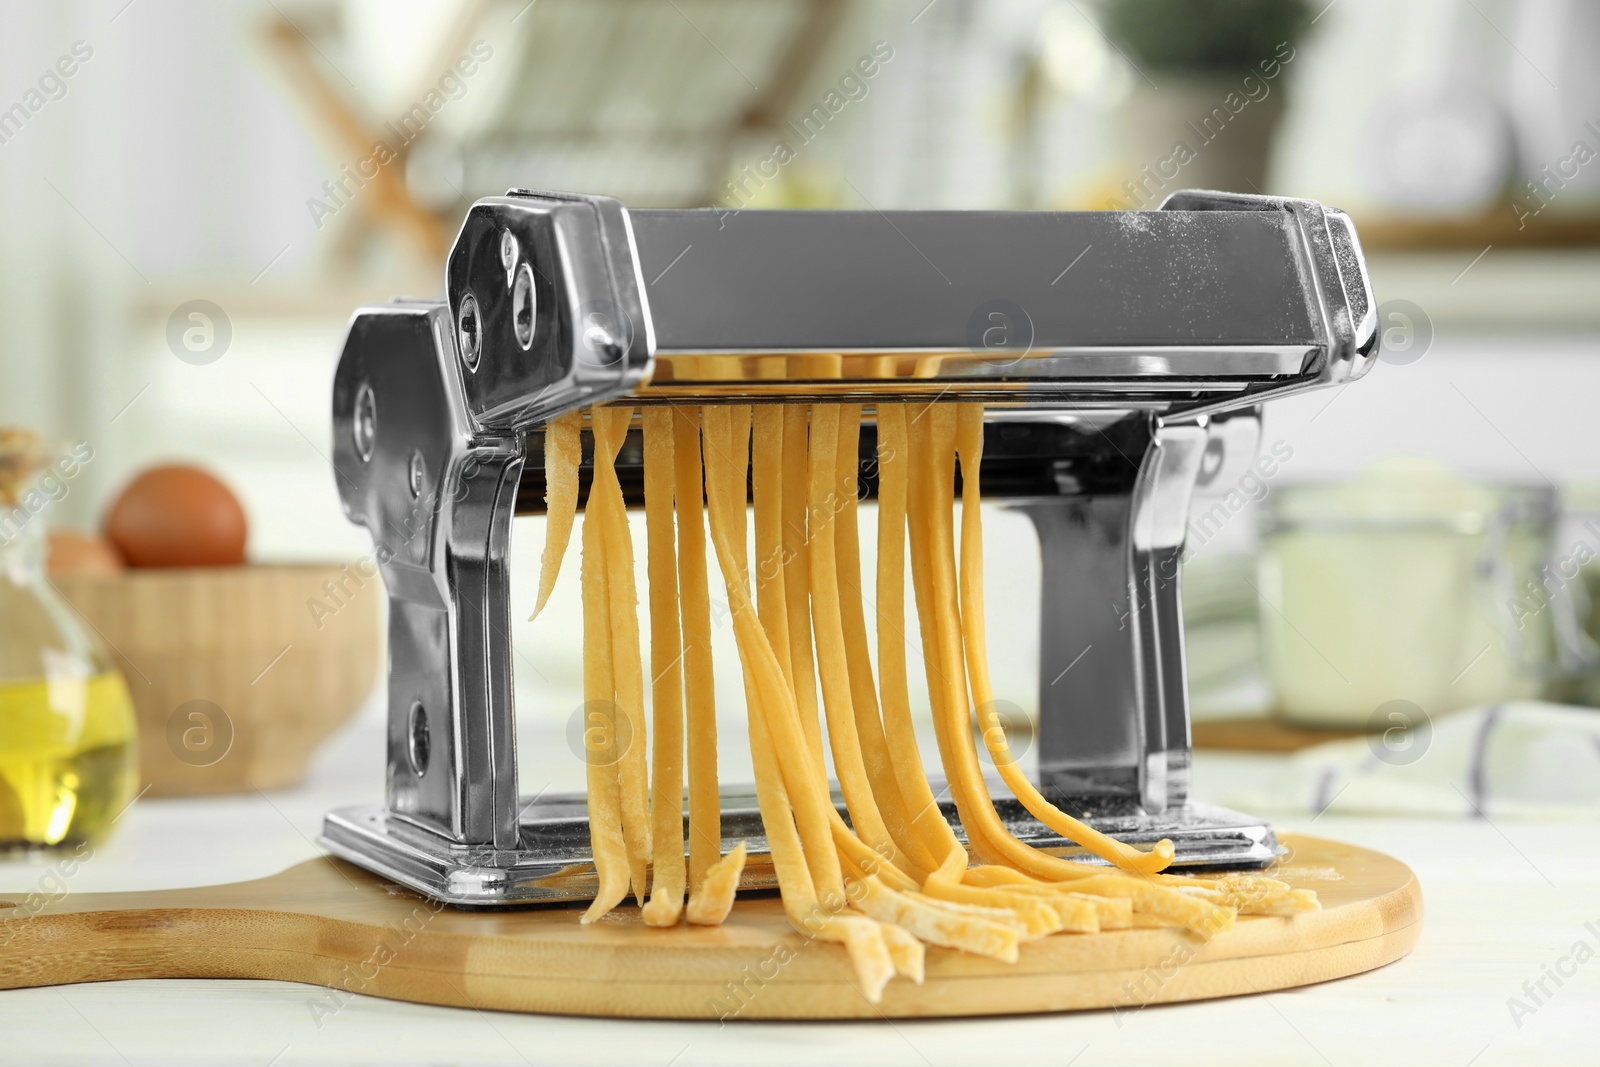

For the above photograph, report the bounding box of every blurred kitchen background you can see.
[4,0,1600,799]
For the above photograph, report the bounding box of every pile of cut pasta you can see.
[534,402,1317,1002]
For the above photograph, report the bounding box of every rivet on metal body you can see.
[457,292,481,370]
[352,382,376,463]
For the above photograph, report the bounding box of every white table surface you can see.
[3,706,1597,1067]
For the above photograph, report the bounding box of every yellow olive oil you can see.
[0,671,138,849]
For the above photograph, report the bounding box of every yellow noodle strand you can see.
[780,404,827,770]
[904,408,1012,870]
[579,431,629,924]
[875,405,966,865]
[751,408,791,675]
[953,404,1174,876]
[590,407,652,902]
[702,406,894,1000]
[911,406,1146,887]
[641,408,686,927]
[807,404,910,872]
[533,411,582,618]
[835,404,934,875]
[704,408,847,905]
[672,408,721,894]
[686,843,747,926]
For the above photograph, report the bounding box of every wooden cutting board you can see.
[0,834,1420,1020]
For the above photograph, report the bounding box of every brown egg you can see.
[104,465,248,568]
[46,528,125,577]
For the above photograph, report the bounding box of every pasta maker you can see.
[321,188,1379,905]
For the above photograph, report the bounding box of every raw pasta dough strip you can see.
[684,405,784,925]
[874,405,966,865]
[917,865,1067,938]
[591,407,652,902]
[806,404,910,872]
[686,842,747,925]
[701,406,895,1000]
[780,404,827,771]
[721,406,941,981]
[918,848,1082,937]
[757,414,937,898]
[706,423,815,932]
[751,407,792,672]
[904,408,1014,870]
[960,864,1233,932]
[830,817,919,892]
[578,427,630,924]
[752,408,915,900]
[877,922,925,985]
[834,405,935,876]
[847,874,1020,963]
[953,404,1174,877]
[910,407,1132,886]
[732,550,1004,979]
[1150,871,1320,915]
[672,408,721,894]
[533,410,582,618]
[946,827,1236,928]
[918,408,1127,883]
[744,635,896,997]
[1044,874,1234,933]
[710,403,751,571]
[704,408,846,905]
[762,406,1034,962]
[743,681,816,920]
[731,405,752,563]
[906,411,1130,896]
[1067,893,1135,929]
[641,408,686,927]
[704,410,816,921]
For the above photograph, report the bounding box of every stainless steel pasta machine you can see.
[321,188,1379,905]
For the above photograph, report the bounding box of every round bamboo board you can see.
[0,833,1420,1020]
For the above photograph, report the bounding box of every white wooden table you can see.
[2,711,1596,1067]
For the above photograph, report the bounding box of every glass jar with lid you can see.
[1260,458,1594,727]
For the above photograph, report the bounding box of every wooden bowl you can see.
[51,564,381,797]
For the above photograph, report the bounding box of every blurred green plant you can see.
[1098,0,1316,73]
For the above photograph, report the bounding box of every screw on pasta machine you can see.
[408,450,424,498]
[352,382,376,463]
[457,291,482,370]
[408,700,430,778]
